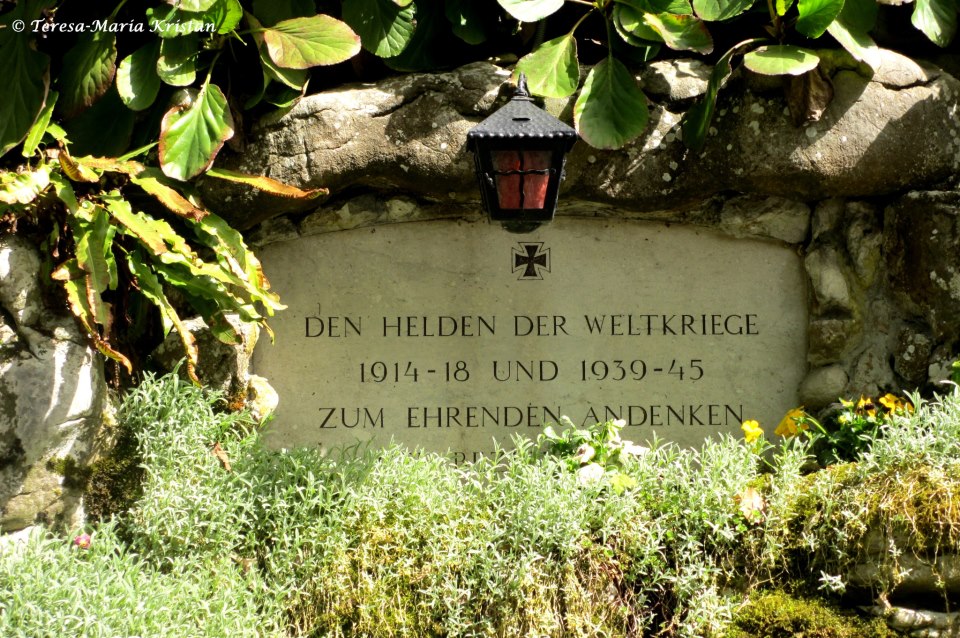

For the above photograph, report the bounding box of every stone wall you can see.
[203,51,960,410]
[3,49,960,532]
[0,236,109,532]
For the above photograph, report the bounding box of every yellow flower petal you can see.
[878,393,899,411]
[775,408,806,438]
[741,419,763,443]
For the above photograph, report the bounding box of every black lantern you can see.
[466,75,578,233]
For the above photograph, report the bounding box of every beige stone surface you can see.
[253,217,807,458]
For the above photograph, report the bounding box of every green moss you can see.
[725,590,897,638]
[46,456,93,491]
[83,424,144,524]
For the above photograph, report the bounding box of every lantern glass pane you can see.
[491,150,551,210]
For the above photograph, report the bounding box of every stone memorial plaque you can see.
[253,217,807,459]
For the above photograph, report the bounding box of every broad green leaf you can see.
[498,0,564,21]
[169,0,218,11]
[248,13,308,91]
[574,57,649,150]
[127,251,200,383]
[446,0,491,44]
[343,0,417,57]
[148,1,242,37]
[159,84,235,181]
[693,0,756,21]
[643,13,713,54]
[0,21,50,157]
[743,45,820,75]
[618,0,694,14]
[62,86,134,157]
[383,0,447,72]
[132,168,208,220]
[21,91,57,158]
[263,15,362,69]
[117,41,162,111]
[516,35,579,98]
[826,0,880,69]
[797,0,845,38]
[206,167,328,199]
[208,0,244,34]
[0,166,50,205]
[60,31,117,118]
[252,0,315,26]
[682,38,763,150]
[74,204,114,295]
[615,5,663,42]
[912,0,958,46]
[776,0,795,14]
[157,35,198,86]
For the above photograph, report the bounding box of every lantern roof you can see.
[466,75,578,149]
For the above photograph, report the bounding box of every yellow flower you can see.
[741,419,763,444]
[878,393,913,414]
[856,395,877,417]
[878,393,900,411]
[775,408,808,437]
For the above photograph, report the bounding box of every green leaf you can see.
[73,204,115,295]
[826,0,880,68]
[131,168,208,221]
[159,83,235,181]
[0,165,50,205]
[743,45,820,75]
[692,0,756,21]
[62,86,135,157]
[55,259,132,373]
[643,13,713,54]
[251,0,315,26]
[343,0,417,57]
[59,31,117,118]
[208,0,244,34]
[682,38,763,150]
[383,0,447,72]
[263,15,362,69]
[157,34,198,86]
[171,0,218,11]
[0,21,50,157]
[104,195,169,256]
[102,191,201,263]
[618,0,693,14]
[797,0,844,38]
[21,90,57,158]
[188,213,285,314]
[912,0,958,46]
[498,0,564,22]
[127,250,200,383]
[117,41,162,111]
[516,35,580,99]
[776,0,795,15]
[614,5,663,42]
[446,0,491,44]
[148,1,243,37]
[248,13,308,91]
[574,57,649,150]
[206,167,328,199]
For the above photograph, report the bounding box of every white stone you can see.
[253,217,807,457]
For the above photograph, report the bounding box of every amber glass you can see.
[491,150,551,209]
